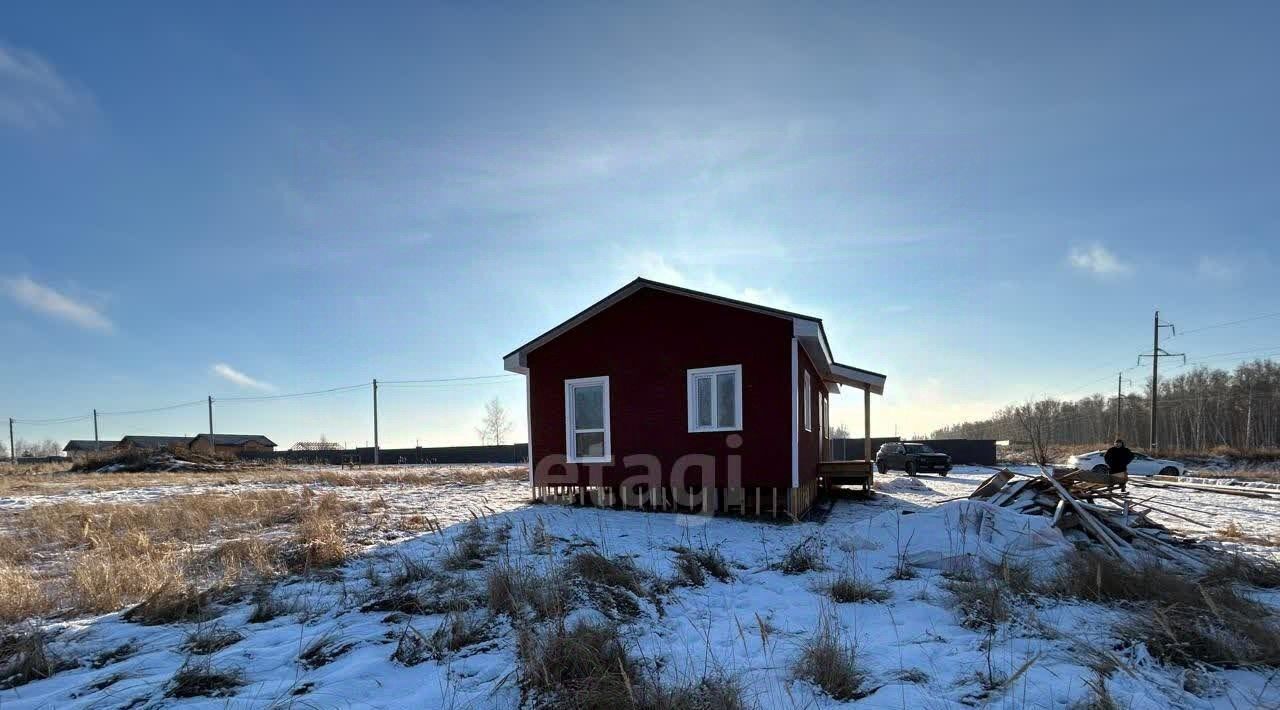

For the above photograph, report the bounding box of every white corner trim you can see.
[791,338,799,488]
[686,364,744,433]
[525,375,533,486]
[564,375,611,464]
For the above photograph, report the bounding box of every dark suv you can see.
[876,442,951,476]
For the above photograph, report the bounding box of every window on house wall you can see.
[803,371,812,432]
[687,365,742,432]
[565,376,610,462]
[822,394,828,440]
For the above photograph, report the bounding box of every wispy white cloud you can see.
[1,275,113,332]
[0,41,94,131]
[1196,255,1239,281]
[211,363,275,391]
[1068,243,1130,276]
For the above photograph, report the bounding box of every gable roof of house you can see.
[503,277,886,394]
[191,434,277,447]
[63,440,114,452]
[119,435,193,448]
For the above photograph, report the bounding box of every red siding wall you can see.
[527,288,794,488]
[795,343,829,486]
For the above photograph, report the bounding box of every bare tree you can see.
[933,359,1280,454]
[476,397,513,446]
[1011,399,1056,466]
[14,438,61,457]
[832,423,850,440]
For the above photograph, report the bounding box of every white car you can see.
[1066,450,1185,477]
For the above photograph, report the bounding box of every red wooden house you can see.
[503,278,886,517]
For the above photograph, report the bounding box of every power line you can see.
[1171,310,1280,338]
[98,400,207,417]
[217,383,370,403]
[5,373,517,425]
[12,413,93,426]
[380,375,516,385]
[1178,344,1280,366]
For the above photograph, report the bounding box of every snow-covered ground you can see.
[2,465,1278,708]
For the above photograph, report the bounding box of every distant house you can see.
[290,441,343,452]
[118,435,194,451]
[190,434,277,456]
[62,440,116,459]
[504,278,886,518]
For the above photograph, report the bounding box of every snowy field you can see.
[1,464,1278,708]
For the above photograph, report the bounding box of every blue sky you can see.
[2,2,1278,449]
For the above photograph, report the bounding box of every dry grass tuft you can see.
[1072,675,1119,710]
[0,629,77,690]
[248,588,291,624]
[1050,551,1280,668]
[0,562,52,623]
[672,546,734,587]
[210,537,282,584]
[793,611,866,701]
[391,624,432,667]
[288,493,350,572]
[166,658,244,698]
[944,576,1010,630]
[776,538,826,575]
[569,551,646,596]
[123,582,217,626]
[441,520,498,571]
[299,630,355,669]
[1202,554,1280,589]
[69,536,184,614]
[183,624,243,655]
[825,572,891,604]
[486,562,570,621]
[642,673,750,709]
[673,553,707,587]
[518,620,640,707]
[426,611,495,659]
[895,668,929,684]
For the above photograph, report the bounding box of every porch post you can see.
[863,387,872,462]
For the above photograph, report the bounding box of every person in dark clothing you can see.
[1104,439,1135,490]
[1104,439,1135,474]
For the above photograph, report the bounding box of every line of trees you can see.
[6,439,62,458]
[931,360,1280,454]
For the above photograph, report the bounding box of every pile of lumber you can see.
[970,468,1206,566]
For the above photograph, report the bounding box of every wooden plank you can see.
[971,470,1015,499]
[1041,474,1128,557]
[986,479,1030,507]
[1131,479,1275,499]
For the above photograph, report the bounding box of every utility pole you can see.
[1116,373,1123,438]
[93,409,99,446]
[1114,373,1132,439]
[372,379,380,466]
[207,396,215,454]
[8,418,14,465]
[1138,310,1184,454]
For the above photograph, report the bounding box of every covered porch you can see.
[818,362,885,493]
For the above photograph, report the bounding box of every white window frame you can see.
[803,370,813,432]
[687,364,743,433]
[565,376,611,463]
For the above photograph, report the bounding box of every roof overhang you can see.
[504,278,886,396]
[793,319,886,395]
